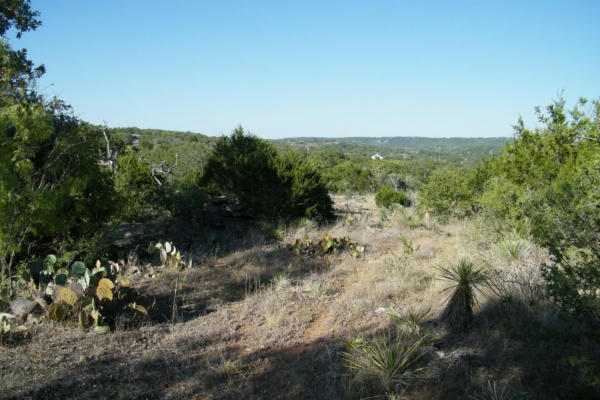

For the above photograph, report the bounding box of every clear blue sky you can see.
[12,0,600,138]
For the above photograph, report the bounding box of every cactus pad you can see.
[59,287,80,306]
[96,278,115,301]
[71,261,87,276]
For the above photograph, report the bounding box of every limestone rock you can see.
[10,298,38,318]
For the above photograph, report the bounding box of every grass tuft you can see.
[493,239,531,263]
[388,306,431,336]
[270,271,291,291]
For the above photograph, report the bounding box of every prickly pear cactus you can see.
[59,287,80,306]
[290,234,364,258]
[150,241,192,270]
[96,278,115,301]
[47,302,69,322]
[71,261,87,276]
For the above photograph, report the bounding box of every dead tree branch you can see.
[98,121,118,174]
[142,154,178,186]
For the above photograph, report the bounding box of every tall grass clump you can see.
[493,239,531,263]
[341,332,425,393]
[438,257,490,330]
[388,306,431,336]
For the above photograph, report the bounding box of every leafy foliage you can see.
[0,101,116,277]
[482,97,600,314]
[114,148,164,221]
[202,126,333,222]
[375,184,410,208]
[0,0,41,38]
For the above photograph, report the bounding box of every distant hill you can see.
[102,128,509,176]
[107,127,211,147]
[276,136,509,150]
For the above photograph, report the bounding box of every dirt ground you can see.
[1,195,592,400]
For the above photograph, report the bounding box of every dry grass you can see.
[0,194,594,399]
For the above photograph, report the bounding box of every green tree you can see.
[479,96,600,314]
[0,100,115,279]
[0,1,115,291]
[0,0,44,106]
[114,149,163,221]
[202,126,333,222]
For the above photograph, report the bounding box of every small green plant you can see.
[289,235,314,256]
[398,234,419,255]
[213,358,241,378]
[148,241,193,269]
[388,306,431,337]
[270,272,291,291]
[0,314,10,345]
[438,257,490,330]
[470,380,517,400]
[493,239,530,262]
[318,234,365,258]
[48,259,149,332]
[308,279,333,298]
[375,185,410,208]
[341,332,425,392]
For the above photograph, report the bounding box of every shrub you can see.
[375,185,410,208]
[438,258,490,330]
[274,153,334,221]
[419,168,475,216]
[341,332,425,392]
[0,101,115,281]
[201,126,334,222]
[535,153,600,313]
[114,148,165,221]
[479,97,600,315]
[168,173,207,220]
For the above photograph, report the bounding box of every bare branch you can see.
[141,154,179,186]
[98,121,118,174]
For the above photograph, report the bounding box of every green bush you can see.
[478,97,600,314]
[201,126,333,222]
[0,100,115,278]
[114,148,165,221]
[168,173,207,220]
[274,153,334,221]
[375,185,409,208]
[419,168,475,216]
[535,152,600,313]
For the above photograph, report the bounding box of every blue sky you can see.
[12,1,600,138]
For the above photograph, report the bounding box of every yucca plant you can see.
[270,272,291,291]
[493,239,531,263]
[438,258,489,330]
[388,306,431,336]
[341,333,425,392]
